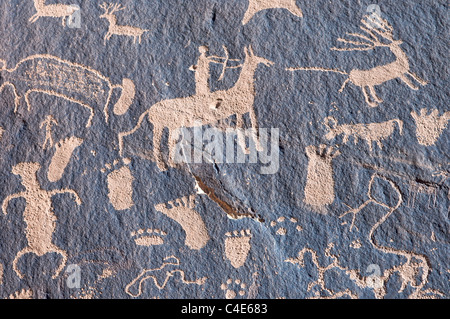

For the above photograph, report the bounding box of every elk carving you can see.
[242,0,303,25]
[288,14,427,107]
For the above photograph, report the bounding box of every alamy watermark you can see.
[67,5,81,29]
[172,126,280,175]
[366,4,383,29]
[66,264,81,289]
[365,264,383,289]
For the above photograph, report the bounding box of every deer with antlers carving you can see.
[288,14,427,107]
[99,3,150,45]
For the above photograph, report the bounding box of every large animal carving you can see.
[118,46,273,171]
[0,54,135,127]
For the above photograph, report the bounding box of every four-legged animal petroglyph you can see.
[154,195,210,250]
[0,1,445,299]
[100,3,150,45]
[304,145,340,208]
[324,117,403,151]
[340,174,402,232]
[29,0,79,27]
[0,55,135,126]
[411,108,450,146]
[288,14,427,107]
[40,115,58,150]
[102,160,134,211]
[225,229,252,269]
[48,136,83,182]
[242,0,303,25]
[118,46,273,171]
[125,256,207,297]
[332,14,428,107]
[1,162,81,279]
[131,228,167,247]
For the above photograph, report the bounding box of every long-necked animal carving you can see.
[99,3,150,45]
[118,46,273,171]
[288,14,427,107]
[0,54,135,126]
[323,117,403,151]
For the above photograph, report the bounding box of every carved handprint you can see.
[304,145,341,208]
[411,108,450,146]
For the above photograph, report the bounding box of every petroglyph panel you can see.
[0,0,447,300]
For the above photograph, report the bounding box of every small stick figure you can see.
[40,115,58,150]
[1,162,81,279]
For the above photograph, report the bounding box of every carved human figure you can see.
[40,115,58,150]
[1,162,81,279]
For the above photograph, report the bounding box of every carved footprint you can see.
[270,216,302,236]
[102,159,134,211]
[131,228,167,247]
[225,230,252,269]
[154,195,210,250]
[221,278,248,299]
[71,287,98,299]
[8,289,33,299]
[48,136,83,182]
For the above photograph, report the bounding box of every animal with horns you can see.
[287,13,427,107]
